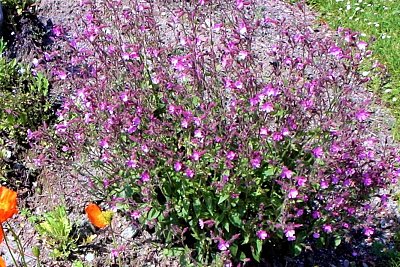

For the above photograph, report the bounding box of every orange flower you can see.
[0,226,3,244]
[85,203,112,229]
[0,187,18,223]
[0,256,5,267]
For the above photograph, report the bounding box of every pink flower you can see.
[320,180,329,189]
[357,41,368,50]
[281,167,294,179]
[226,151,236,161]
[99,138,109,149]
[260,127,269,137]
[263,84,279,96]
[285,229,296,241]
[238,50,248,60]
[236,0,244,9]
[194,129,203,138]
[312,211,321,219]
[191,151,202,161]
[250,154,262,169]
[272,132,283,141]
[126,159,137,168]
[312,147,323,158]
[328,46,343,59]
[174,162,182,172]
[355,109,369,122]
[185,168,195,178]
[363,176,372,186]
[288,189,298,199]
[218,239,230,251]
[199,219,204,229]
[140,171,150,182]
[256,230,269,240]
[131,210,141,220]
[52,25,64,37]
[322,224,332,233]
[238,21,247,36]
[260,102,274,113]
[363,227,374,236]
[296,176,307,187]
[120,92,129,102]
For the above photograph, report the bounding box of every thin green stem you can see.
[1,223,19,267]
[109,225,123,267]
[6,221,28,267]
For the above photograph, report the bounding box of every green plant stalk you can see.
[1,224,24,267]
[5,221,28,266]
[109,225,123,267]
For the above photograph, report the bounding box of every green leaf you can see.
[242,233,250,245]
[147,208,161,220]
[229,213,243,228]
[293,243,302,257]
[251,239,263,262]
[205,195,214,216]
[240,252,247,261]
[334,235,342,247]
[230,243,238,257]
[262,166,275,177]
[163,247,185,257]
[218,194,230,205]
[193,198,202,217]
[223,221,230,233]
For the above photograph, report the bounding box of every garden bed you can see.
[0,0,399,266]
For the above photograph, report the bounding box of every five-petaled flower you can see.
[85,203,113,229]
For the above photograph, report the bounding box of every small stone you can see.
[121,226,137,239]
[362,263,368,267]
[343,259,350,267]
[85,253,95,262]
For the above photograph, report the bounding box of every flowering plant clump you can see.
[30,0,399,264]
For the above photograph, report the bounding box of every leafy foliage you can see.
[35,205,77,260]
[0,0,36,16]
[0,38,51,141]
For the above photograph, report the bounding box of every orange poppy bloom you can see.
[85,203,112,229]
[0,256,5,267]
[0,187,18,223]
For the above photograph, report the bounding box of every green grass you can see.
[304,0,400,137]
